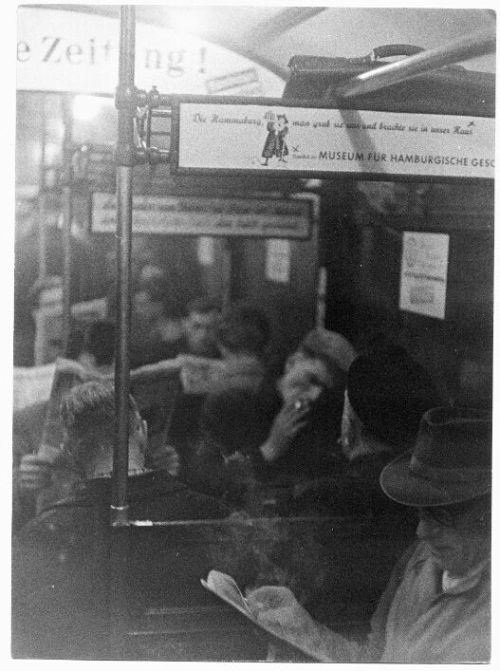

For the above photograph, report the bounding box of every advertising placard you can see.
[266,240,291,284]
[399,232,450,320]
[91,193,312,239]
[174,99,494,180]
[17,7,284,96]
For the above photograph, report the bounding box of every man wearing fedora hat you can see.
[246,406,492,663]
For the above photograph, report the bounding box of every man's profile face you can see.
[416,498,490,575]
[184,310,220,356]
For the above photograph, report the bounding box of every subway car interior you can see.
[11,5,495,663]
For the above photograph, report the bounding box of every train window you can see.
[12,5,494,664]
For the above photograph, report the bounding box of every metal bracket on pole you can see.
[134,87,172,164]
[113,83,172,166]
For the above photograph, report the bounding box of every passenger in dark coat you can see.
[188,329,357,512]
[253,329,357,484]
[11,381,229,660]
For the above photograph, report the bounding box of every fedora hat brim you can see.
[380,450,492,507]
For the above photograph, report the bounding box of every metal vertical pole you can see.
[33,95,48,366]
[108,5,136,658]
[61,95,73,356]
[112,4,136,526]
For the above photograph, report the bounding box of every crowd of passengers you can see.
[11,269,492,663]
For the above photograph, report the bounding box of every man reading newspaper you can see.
[212,407,491,663]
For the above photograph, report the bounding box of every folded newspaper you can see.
[179,356,225,394]
[201,570,321,660]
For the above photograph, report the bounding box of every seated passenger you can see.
[187,388,269,511]
[119,296,221,472]
[246,406,491,663]
[14,320,186,529]
[290,342,442,516]
[13,320,117,530]
[212,300,272,393]
[187,329,356,508]
[179,296,221,358]
[255,328,356,483]
[11,381,229,660]
[165,302,272,478]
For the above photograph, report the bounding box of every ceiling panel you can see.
[256,7,496,74]
[38,5,496,77]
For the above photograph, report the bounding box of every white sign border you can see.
[170,95,495,182]
[90,191,314,240]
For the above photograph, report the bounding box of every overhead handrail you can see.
[336,28,495,98]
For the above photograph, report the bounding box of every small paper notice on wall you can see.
[198,236,215,265]
[266,239,291,283]
[399,232,449,319]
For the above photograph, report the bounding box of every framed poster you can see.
[91,192,313,239]
[399,232,450,320]
[265,239,291,284]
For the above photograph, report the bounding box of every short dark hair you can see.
[65,320,115,365]
[60,381,137,474]
[218,302,270,357]
[347,344,441,450]
[83,320,115,366]
[185,296,221,317]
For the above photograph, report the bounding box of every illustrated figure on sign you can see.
[276,114,289,162]
[405,236,418,268]
[261,112,278,166]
